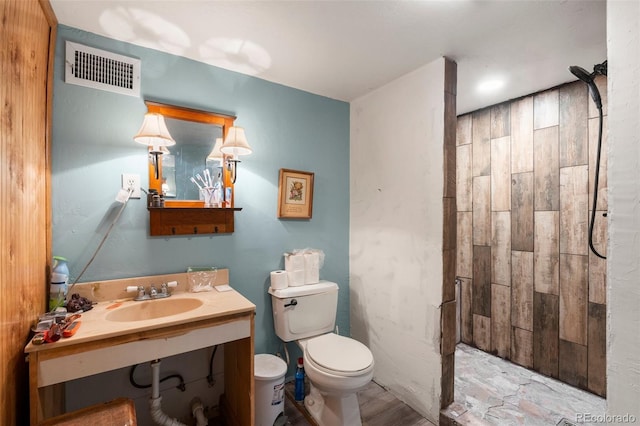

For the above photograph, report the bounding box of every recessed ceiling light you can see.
[477,78,505,93]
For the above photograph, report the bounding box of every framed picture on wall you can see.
[277,169,314,219]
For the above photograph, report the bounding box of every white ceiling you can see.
[50,0,607,115]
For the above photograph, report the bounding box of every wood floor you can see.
[283,381,434,426]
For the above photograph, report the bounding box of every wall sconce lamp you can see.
[220,126,252,183]
[133,113,175,179]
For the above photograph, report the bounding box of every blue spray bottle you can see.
[294,357,305,402]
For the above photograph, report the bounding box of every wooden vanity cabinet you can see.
[25,272,255,425]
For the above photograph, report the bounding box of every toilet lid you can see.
[306,333,373,373]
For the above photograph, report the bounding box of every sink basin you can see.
[106,297,204,322]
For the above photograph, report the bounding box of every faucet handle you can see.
[159,281,176,297]
[127,285,149,301]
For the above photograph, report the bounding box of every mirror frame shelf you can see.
[142,101,241,236]
[148,207,242,236]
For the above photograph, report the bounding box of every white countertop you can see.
[25,271,255,354]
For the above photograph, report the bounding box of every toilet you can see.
[269,281,374,426]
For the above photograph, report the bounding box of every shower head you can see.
[569,65,593,83]
[569,65,602,110]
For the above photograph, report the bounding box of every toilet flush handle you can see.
[284,299,298,308]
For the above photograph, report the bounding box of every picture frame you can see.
[277,168,314,219]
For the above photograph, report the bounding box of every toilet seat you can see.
[304,333,374,377]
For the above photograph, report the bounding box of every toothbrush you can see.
[204,169,212,187]
[196,174,208,188]
[190,177,203,190]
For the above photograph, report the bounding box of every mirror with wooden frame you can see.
[145,100,237,205]
[143,101,241,236]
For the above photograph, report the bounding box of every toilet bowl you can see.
[298,333,374,426]
[268,281,375,426]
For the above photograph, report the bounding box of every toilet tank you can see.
[268,281,338,342]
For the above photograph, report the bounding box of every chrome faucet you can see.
[150,283,171,299]
[131,282,175,301]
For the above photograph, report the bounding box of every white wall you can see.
[607,1,640,421]
[350,57,445,423]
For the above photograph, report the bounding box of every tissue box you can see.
[285,253,305,271]
[304,252,320,284]
[287,270,305,287]
[284,250,321,286]
[284,252,305,286]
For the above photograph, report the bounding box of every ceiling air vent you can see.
[65,41,141,97]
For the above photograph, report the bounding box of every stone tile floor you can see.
[442,343,607,426]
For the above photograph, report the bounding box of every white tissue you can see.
[284,249,324,286]
[285,253,305,271]
[270,270,288,290]
[287,270,305,287]
[304,252,320,284]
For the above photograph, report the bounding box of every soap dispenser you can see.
[49,256,69,311]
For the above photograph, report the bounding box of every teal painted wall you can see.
[52,25,350,356]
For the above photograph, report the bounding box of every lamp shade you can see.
[207,137,224,161]
[221,126,252,156]
[134,113,175,147]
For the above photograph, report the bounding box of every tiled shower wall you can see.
[456,76,607,397]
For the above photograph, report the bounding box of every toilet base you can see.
[304,383,362,426]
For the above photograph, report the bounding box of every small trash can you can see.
[254,354,288,426]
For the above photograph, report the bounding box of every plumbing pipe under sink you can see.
[191,398,208,426]
[149,359,208,426]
